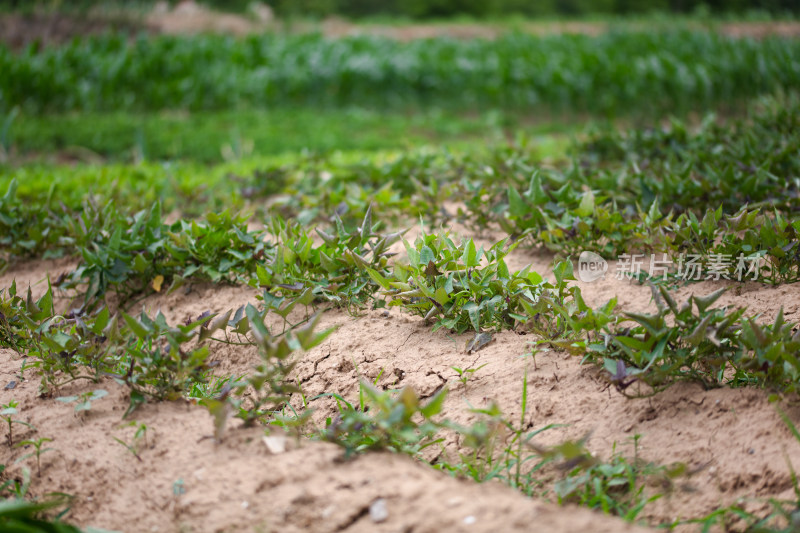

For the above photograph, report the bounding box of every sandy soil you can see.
[2,230,800,532]
[0,12,141,50]
[320,19,800,41]
[0,359,651,533]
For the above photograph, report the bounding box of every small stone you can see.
[4,381,16,390]
[464,515,477,525]
[263,434,287,454]
[369,498,388,523]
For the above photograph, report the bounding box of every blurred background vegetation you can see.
[0,0,798,18]
[267,0,800,18]
[0,0,797,164]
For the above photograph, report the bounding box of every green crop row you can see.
[5,247,800,529]
[0,187,400,317]
[523,261,800,399]
[0,267,699,529]
[3,92,797,224]
[0,276,332,423]
[5,189,798,400]
[3,96,799,288]
[576,92,800,213]
[2,31,799,115]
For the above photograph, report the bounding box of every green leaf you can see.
[345,249,372,269]
[25,286,42,315]
[319,250,339,273]
[255,265,272,286]
[434,287,449,306]
[575,190,595,217]
[508,186,527,217]
[360,204,373,241]
[526,270,544,285]
[526,172,547,205]
[420,387,448,418]
[684,313,715,346]
[366,268,391,290]
[92,307,111,335]
[245,303,271,348]
[462,239,478,268]
[419,245,435,267]
[552,260,574,285]
[132,253,149,274]
[37,282,54,317]
[201,309,232,342]
[124,390,147,419]
[403,238,420,269]
[463,301,480,332]
[603,358,619,375]
[56,396,78,403]
[123,312,150,340]
[315,228,337,246]
[47,331,72,350]
[88,389,108,401]
[693,288,727,314]
[623,311,665,335]
[102,314,120,341]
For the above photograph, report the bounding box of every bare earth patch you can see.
[0,361,651,533]
[317,18,800,41]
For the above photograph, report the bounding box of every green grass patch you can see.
[4,108,558,164]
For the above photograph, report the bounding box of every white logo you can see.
[577,251,608,283]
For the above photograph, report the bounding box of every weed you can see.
[441,373,556,496]
[451,362,489,391]
[323,383,447,458]
[15,437,55,477]
[546,435,683,520]
[112,433,143,462]
[1,400,34,447]
[55,389,108,413]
